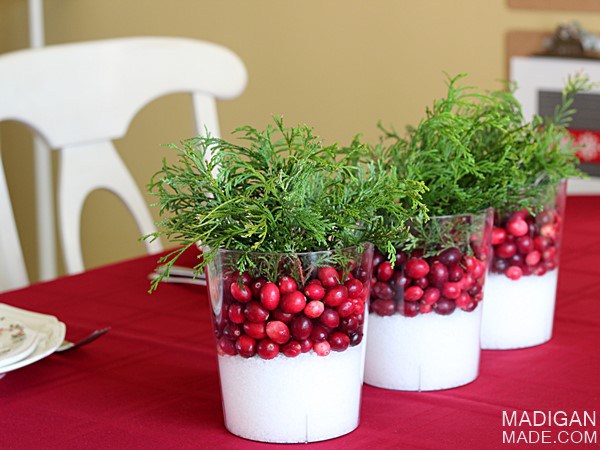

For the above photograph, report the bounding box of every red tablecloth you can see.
[1,197,599,449]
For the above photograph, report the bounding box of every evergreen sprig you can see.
[146,116,426,290]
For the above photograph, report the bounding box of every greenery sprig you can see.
[146,116,426,290]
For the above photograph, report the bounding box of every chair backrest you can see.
[0,37,247,275]
[0,153,29,292]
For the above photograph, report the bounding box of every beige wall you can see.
[2,0,600,282]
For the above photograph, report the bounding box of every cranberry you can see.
[433,298,456,316]
[235,335,256,358]
[337,300,355,318]
[438,247,462,266]
[228,303,245,324]
[319,308,340,328]
[329,332,350,352]
[218,337,237,356]
[428,261,449,287]
[421,286,441,305]
[304,300,325,318]
[266,320,291,345]
[238,271,252,286]
[223,323,242,340]
[454,292,472,308]
[404,285,424,301]
[350,331,364,346]
[230,282,252,303]
[243,321,267,339]
[492,257,509,273]
[250,277,268,299]
[491,227,507,245]
[278,276,298,294]
[460,272,475,290]
[495,241,517,259]
[398,300,420,317]
[318,267,340,288]
[376,261,394,281]
[260,282,280,310]
[299,338,313,353]
[441,282,461,299]
[447,264,464,282]
[516,236,534,254]
[389,272,409,290]
[344,278,364,299]
[314,340,331,356]
[414,277,429,289]
[280,291,307,314]
[323,285,348,307]
[506,265,523,280]
[243,301,269,323]
[339,315,359,334]
[281,340,302,358]
[542,247,557,262]
[271,309,294,324]
[372,248,385,269]
[534,236,551,251]
[506,217,529,237]
[525,250,541,266]
[304,282,325,301]
[371,299,396,316]
[541,224,557,239]
[257,338,279,360]
[310,325,329,342]
[405,258,430,279]
[372,282,394,300]
[290,315,313,340]
[395,251,408,268]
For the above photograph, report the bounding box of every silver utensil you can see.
[150,265,206,286]
[55,326,111,352]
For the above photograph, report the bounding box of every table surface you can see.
[1,196,599,449]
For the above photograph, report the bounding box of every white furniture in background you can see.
[510,56,600,195]
[0,36,247,276]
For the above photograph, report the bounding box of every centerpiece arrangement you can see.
[146,117,425,443]
[479,74,592,350]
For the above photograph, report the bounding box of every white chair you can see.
[0,155,29,292]
[0,36,247,276]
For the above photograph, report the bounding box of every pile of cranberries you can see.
[211,265,370,360]
[369,246,488,318]
[490,207,562,281]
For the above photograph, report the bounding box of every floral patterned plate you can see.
[0,317,39,367]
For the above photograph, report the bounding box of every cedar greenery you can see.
[146,116,426,290]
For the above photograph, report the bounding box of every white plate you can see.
[0,303,66,374]
[0,316,40,367]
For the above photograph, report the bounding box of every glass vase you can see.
[364,209,493,391]
[205,243,373,443]
[481,180,567,349]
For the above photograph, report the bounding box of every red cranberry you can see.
[257,338,279,359]
[290,315,313,340]
[318,267,340,288]
[460,272,475,290]
[372,282,394,300]
[329,332,350,352]
[541,224,557,239]
[398,300,420,317]
[271,309,294,324]
[516,236,534,254]
[372,248,385,269]
[314,340,331,356]
[525,250,541,266]
[280,291,307,314]
[506,265,523,280]
[243,321,267,339]
[304,282,325,301]
[323,285,348,307]
[414,277,429,289]
[493,258,509,273]
[344,278,364,299]
[404,285,424,301]
[438,247,462,266]
[433,298,456,316]
[339,315,359,334]
[371,299,396,316]
[310,325,329,342]
[395,250,408,268]
[491,227,507,245]
[299,338,313,353]
[405,258,430,279]
[243,301,269,323]
[421,287,441,305]
[230,282,252,303]
[250,277,268,299]
[389,272,409,290]
[304,300,325,318]
[420,303,433,314]
[278,276,298,294]
[281,340,302,358]
[223,323,242,340]
[534,236,551,251]
[441,282,461,299]
[228,303,245,324]
[319,308,340,328]
[337,300,355,318]
[454,292,472,308]
[350,331,364,346]
[260,282,280,310]
[447,264,464,282]
[266,320,291,345]
[428,261,449,287]
[542,247,557,262]
[507,217,529,237]
[235,335,256,358]
[376,261,394,281]
[496,241,517,259]
[218,337,237,356]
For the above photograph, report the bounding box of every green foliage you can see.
[378,73,591,217]
[146,116,426,289]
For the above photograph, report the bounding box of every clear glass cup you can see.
[205,243,373,443]
[364,209,493,391]
[481,180,567,349]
